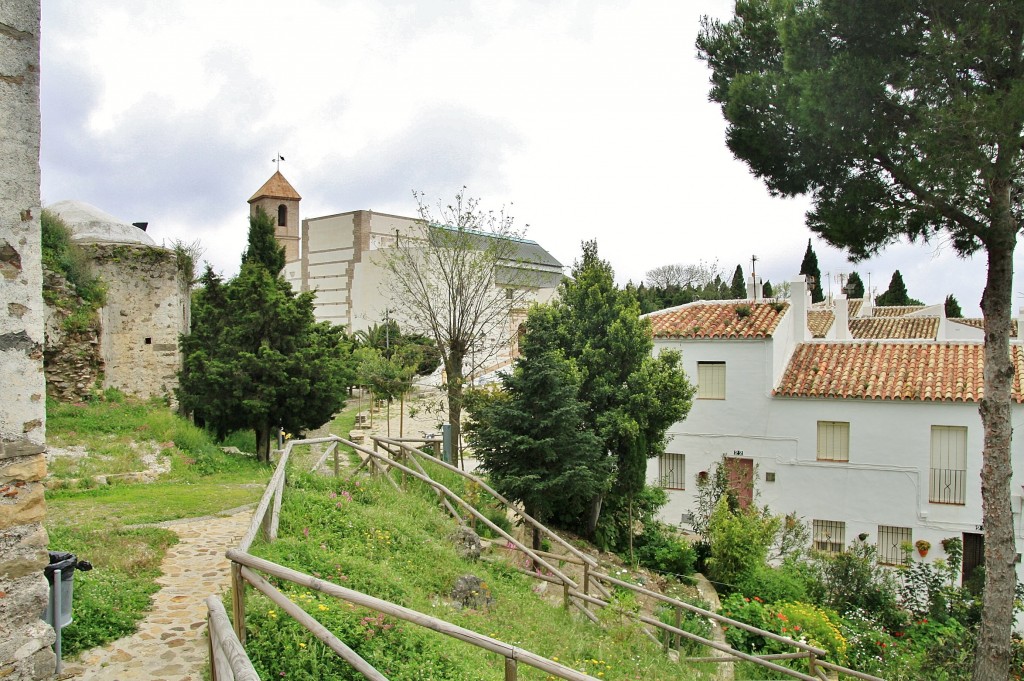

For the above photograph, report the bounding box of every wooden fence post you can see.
[562,582,570,610]
[674,605,681,651]
[231,562,246,644]
[504,657,517,681]
[333,447,339,477]
[208,611,218,681]
[583,563,590,611]
[808,653,817,678]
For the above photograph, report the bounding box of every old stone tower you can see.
[248,171,301,263]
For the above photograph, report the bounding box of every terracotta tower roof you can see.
[248,171,301,202]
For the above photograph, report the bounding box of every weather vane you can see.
[272,153,285,172]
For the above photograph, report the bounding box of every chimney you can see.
[747,274,762,301]
[834,298,850,340]
[791,277,809,342]
[132,222,148,232]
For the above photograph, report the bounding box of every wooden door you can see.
[724,457,754,510]
[962,532,984,588]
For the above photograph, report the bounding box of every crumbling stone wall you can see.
[88,243,188,403]
[43,270,102,402]
[0,0,57,678]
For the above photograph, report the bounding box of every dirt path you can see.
[61,507,252,681]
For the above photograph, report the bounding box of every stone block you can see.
[0,455,45,485]
[0,484,43,530]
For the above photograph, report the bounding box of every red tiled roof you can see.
[872,305,926,317]
[649,301,789,339]
[848,299,864,317]
[849,317,939,340]
[807,310,834,338]
[774,342,1024,402]
[248,171,302,202]
[951,318,1019,335]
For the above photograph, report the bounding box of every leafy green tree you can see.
[698,3,1024,674]
[845,272,865,299]
[945,294,964,319]
[729,264,746,299]
[355,321,441,376]
[875,270,923,306]
[466,350,611,549]
[178,207,354,462]
[798,239,824,303]
[762,280,773,298]
[356,347,415,437]
[524,241,694,546]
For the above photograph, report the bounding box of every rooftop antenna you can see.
[272,153,285,172]
[750,254,758,281]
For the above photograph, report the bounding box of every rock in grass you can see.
[450,574,494,611]
[449,526,481,561]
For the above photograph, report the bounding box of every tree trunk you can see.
[972,193,1017,681]
[586,495,603,537]
[532,525,542,552]
[445,353,465,468]
[255,425,272,464]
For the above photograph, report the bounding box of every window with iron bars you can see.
[812,519,845,555]
[659,453,685,490]
[877,525,912,566]
[929,425,967,505]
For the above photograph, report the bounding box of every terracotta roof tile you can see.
[872,305,926,317]
[848,299,864,317]
[951,318,1019,335]
[774,342,1024,403]
[248,171,302,202]
[807,310,834,338]
[649,301,789,339]
[849,316,939,340]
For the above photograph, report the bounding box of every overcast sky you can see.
[39,0,1018,316]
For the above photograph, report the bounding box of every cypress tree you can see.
[799,239,824,303]
[729,264,746,299]
[846,272,865,299]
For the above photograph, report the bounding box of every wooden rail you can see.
[206,596,259,681]
[221,433,885,681]
[228,549,602,681]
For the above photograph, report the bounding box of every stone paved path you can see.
[61,507,252,681]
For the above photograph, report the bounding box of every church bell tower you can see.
[248,170,301,263]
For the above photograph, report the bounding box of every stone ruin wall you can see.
[43,270,102,402]
[0,0,57,678]
[90,243,189,403]
[42,244,189,404]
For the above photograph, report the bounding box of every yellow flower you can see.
[299,643,306,648]
[318,604,328,611]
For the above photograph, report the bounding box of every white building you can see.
[247,172,564,339]
[645,279,1024,582]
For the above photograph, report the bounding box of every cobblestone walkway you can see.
[61,507,252,681]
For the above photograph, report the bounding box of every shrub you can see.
[706,497,779,592]
[804,538,905,631]
[734,561,808,604]
[632,522,697,577]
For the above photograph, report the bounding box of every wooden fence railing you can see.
[211,434,886,681]
[368,435,888,681]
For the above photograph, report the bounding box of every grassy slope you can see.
[44,394,277,656]
[244,465,708,681]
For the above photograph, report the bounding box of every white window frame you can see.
[659,453,686,490]
[697,362,726,400]
[877,525,912,566]
[816,421,850,462]
[929,425,967,505]
[812,519,845,555]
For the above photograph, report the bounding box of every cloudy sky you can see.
[39,0,1016,316]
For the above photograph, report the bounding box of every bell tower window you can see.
[278,204,287,227]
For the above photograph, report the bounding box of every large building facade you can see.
[646,280,1024,586]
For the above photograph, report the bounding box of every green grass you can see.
[44,392,277,657]
[46,524,178,656]
[242,471,711,681]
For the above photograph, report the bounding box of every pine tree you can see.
[846,272,865,299]
[466,350,611,549]
[799,239,824,303]
[178,207,354,461]
[522,241,694,547]
[945,294,963,319]
[762,280,774,298]
[875,270,921,307]
[729,264,746,299]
